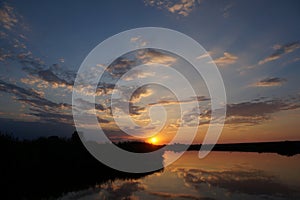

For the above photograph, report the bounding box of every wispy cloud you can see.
[0,2,29,62]
[130,86,154,103]
[148,95,209,106]
[0,79,73,124]
[212,52,238,67]
[137,49,177,66]
[144,0,200,17]
[0,2,18,30]
[179,97,300,127]
[258,42,300,65]
[222,3,234,18]
[196,51,214,60]
[252,77,287,87]
[130,36,148,47]
[239,41,300,74]
[24,64,75,89]
[224,98,300,126]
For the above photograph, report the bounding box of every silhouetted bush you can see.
[0,131,163,199]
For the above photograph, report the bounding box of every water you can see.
[59,151,300,200]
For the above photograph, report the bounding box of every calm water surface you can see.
[59,151,300,200]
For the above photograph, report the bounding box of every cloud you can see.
[96,50,177,96]
[107,98,147,116]
[28,108,73,124]
[0,5,76,93]
[59,58,65,63]
[0,79,44,100]
[130,86,154,103]
[212,52,238,66]
[0,2,18,30]
[129,104,147,116]
[149,96,210,106]
[223,3,234,18]
[22,62,75,87]
[196,51,214,60]
[0,2,28,64]
[137,49,177,66]
[0,79,73,124]
[258,42,300,65]
[130,36,148,47]
[176,168,294,196]
[105,57,137,78]
[122,70,155,81]
[224,98,300,126]
[178,97,300,127]
[0,38,76,92]
[252,77,287,87]
[144,0,199,17]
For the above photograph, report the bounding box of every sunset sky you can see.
[0,0,300,144]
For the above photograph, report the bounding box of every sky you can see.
[0,0,300,144]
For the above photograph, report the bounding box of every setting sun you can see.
[150,137,158,144]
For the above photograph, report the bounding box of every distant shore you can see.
[167,141,300,156]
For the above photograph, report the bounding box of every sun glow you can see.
[150,137,158,144]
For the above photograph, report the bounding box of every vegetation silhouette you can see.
[0,131,164,199]
[185,141,300,156]
[1,130,299,199]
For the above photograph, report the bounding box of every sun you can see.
[150,137,158,144]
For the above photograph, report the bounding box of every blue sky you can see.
[1,0,300,143]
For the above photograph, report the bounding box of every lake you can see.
[59,151,300,200]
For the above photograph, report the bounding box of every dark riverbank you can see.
[167,141,300,156]
[0,132,163,199]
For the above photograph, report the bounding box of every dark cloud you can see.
[253,77,287,87]
[106,98,147,116]
[227,99,298,117]
[259,41,300,65]
[100,48,177,85]
[0,5,76,92]
[0,79,43,100]
[97,117,110,124]
[0,79,73,124]
[225,98,300,125]
[130,86,153,103]
[180,97,300,127]
[200,97,295,126]
[22,63,76,90]
[129,104,147,116]
[17,52,45,70]
[105,57,137,78]
[149,96,210,106]
[74,98,106,111]
[137,48,177,66]
[37,67,73,86]
[144,0,199,17]
[28,108,73,124]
